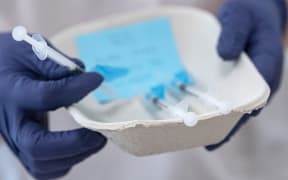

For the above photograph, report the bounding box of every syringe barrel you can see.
[183,86,217,105]
[46,47,84,71]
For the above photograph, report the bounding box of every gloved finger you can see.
[16,119,107,160]
[206,114,250,151]
[30,168,71,180]
[19,147,98,173]
[11,72,103,110]
[246,28,283,94]
[217,1,253,60]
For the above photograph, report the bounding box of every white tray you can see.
[51,6,270,156]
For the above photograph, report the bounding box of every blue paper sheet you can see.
[76,17,186,102]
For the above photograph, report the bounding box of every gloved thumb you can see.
[217,1,252,60]
[17,121,107,160]
[11,72,103,110]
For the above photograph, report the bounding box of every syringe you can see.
[12,26,117,99]
[178,84,231,114]
[12,26,84,72]
[172,71,231,114]
[147,85,198,127]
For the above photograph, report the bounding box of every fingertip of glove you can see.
[217,39,241,61]
[217,28,244,60]
[205,145,218,151]
[205,139,228,151]
[80,72,104,89]
[80,129,107,150]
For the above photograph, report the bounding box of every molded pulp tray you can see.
[51,6,270,156]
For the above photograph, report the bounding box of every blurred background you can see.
[0,0,288,179]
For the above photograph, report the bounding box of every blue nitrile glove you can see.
[0,33,107,179]
[206,0,287,150]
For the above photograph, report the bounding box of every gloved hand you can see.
[0,33,107,179]
[206,0,287,150]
